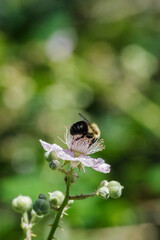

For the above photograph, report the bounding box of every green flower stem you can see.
[22,212,32,240]
[69,192,96,200]
[23,212,28,224]
[58,168,70,175]
[47,174,72,240]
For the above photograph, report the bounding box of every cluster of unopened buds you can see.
[12,119,123,240]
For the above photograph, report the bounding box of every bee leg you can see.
[88,138,97,148]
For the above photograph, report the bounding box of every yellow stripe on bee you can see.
[88,123,100,138]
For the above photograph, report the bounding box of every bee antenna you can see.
[78,113,89,123]
[78,113,84,118]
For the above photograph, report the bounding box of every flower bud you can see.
[97,187,109,199]
[12,195,32,213]
[67,200,74,207]
[48,191,64,208]
[38,193,47,200]
[49,160,60,170]
[44,151,53,162]
[33,199,50,216]
[107,181,123,199]
[98,180,109,188]
[64,200,74,212]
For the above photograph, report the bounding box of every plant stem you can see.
[25,226,32,240]
[22,212,32,240]
[69,192,96,200]
[47,175,71,240]
[23,212,28,224]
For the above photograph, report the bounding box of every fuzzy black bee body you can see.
[70,121,88,136]
[70,113,100,140]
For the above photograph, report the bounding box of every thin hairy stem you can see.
[47,174,71,240]
[69,192,96,200]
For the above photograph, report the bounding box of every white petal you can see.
[56,149,76,161]
[77,155,95,167]
[39,139,62,152]
[92,162,111,173]
[49,148,93,167]
[93,158,105,164]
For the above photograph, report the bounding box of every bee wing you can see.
[78,113,96,133]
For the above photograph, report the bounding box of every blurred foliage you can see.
[0,0,160,239]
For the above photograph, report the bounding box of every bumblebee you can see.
[70,113,100,141]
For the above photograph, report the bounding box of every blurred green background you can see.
[0,0,160,239]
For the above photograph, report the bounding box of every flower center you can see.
[74,151,82,157]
